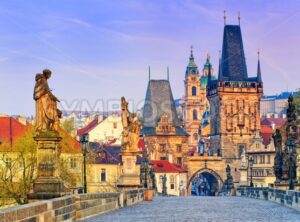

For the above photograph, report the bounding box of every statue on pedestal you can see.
[118,97,141,188]
[273,129,283,182]
[29,69,64,199]
[121,97,140,151]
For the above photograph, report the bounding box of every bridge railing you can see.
[237,187,300,211]
[0,189,144,222]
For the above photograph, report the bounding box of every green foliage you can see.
[294,88,300,122]
[61,118,76,136]
[0,128,37,206]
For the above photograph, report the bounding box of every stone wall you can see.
[0,189,144,222]
[237,187,300,211]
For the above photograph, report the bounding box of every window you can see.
[192,86,197,96]
[113,122,117,129]
[253,155,257,164]
[70,158,77,169]
[193,110,197,120]
[100,168,106,182]
[5,157,12,168]
[193,133,198,141]
[170,175,175,189]
[267,155,271,164]
[160,157,167,160]
[159,175,163,183]
[176,157,182,166]
[159,144,166,152]
[238,144,245,156]
[176,145,182,153]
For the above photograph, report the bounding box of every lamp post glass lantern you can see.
[249,157,254,187]
[80,133,89,193]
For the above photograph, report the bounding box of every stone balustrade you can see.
[237,187,300,211]
[0,189,144,222]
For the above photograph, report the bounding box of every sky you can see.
[0,0,299,116]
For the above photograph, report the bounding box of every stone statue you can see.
[162,174,167,196]
[224,164,234,191]
[34,69,61,133]
[121,97,141,151]
[273,129,283,182]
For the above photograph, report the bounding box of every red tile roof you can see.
[77,117,99,137]
[150,160,186,173]
[261,118,286,129]
[0,116,30,145]
[260,125,274,145]
[260,125,274,134]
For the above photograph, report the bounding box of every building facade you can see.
[186,23,264,195]
[142,79,189,167]
[247,131,276,187]
[151,160,187,196]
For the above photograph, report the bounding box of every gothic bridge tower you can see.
[207,23,263,159]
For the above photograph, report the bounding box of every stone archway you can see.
[188,168,224,196]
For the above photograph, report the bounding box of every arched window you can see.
[193,109,197,120]
[192,86,197,96]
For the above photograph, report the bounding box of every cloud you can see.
[58,17,93,28]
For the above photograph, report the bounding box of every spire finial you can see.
[190,45,194,55]
[167,66,169,80]
[206,50,210,63]
[256,49,262,82]
[219,50,221,59]
[148,66,151,81]
[238,11,241,25]
[224,10,226,25]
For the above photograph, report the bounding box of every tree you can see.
[0,128,36,205]
[61,118,76,137]
[294,88,300,124]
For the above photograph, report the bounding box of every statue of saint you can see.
[33,69,61,133]
[121,97,141,151]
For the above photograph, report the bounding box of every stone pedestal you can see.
[117,151,141,189]
[29,131,65,199]
[239,168,248,186]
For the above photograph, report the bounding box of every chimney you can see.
[266,113,271,118]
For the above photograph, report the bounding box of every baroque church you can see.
[141,21,263,195]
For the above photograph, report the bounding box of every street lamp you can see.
[249,156,254,187]
[79,133,89,193]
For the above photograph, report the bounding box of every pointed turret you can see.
[218,50,222,81]
[257,50,262,82]
[185,46,199,76]
[220,25,248,81]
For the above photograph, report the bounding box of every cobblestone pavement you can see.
[85,196,300,222]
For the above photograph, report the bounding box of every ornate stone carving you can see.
[121,97,141,151]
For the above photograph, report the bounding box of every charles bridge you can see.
[0,187,299,222]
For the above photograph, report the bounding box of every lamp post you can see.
[80,133,89,193]
[249,156,254,187]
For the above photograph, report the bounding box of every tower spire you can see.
[224,10,226,25]
[167,66,169,81]
[148,66,151,81]
[218,50,222,81]
[206,50,210,63]
[208,63,212,84]
[257,49,262,82]
[238,11,241,26]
